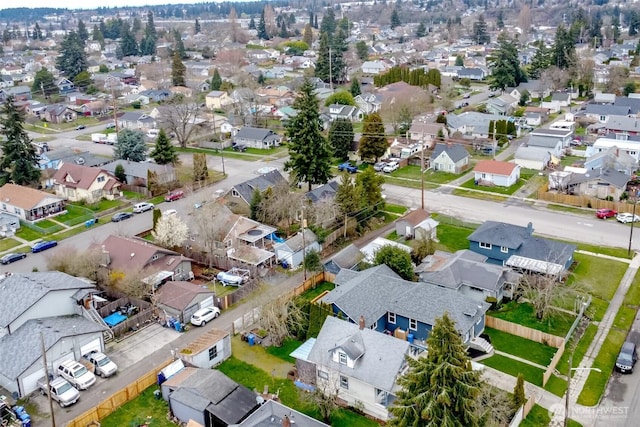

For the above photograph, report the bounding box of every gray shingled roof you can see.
[468,221,533,250]
[0,316,106,379]
[515,146,551,161]
[527,136,562,149]
[568,167,630,189]
[0,272,96,328]
[230,170,286,204]
[101,160,175,179]
[305,181,339,203]
[307,316,409,391]
[235,126,279,142]
[230,400,330,427]
[322,265,489,334]
[431,143,469,163]
[585,104,631,116]
[614,96,640,114]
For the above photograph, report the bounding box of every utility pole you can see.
[111,86,119,133]
[421,139,425,210]
[41,332,56,427]
[40,82,46,99]
[301,207,307,281]
[329,47,333,92]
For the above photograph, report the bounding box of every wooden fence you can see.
[486,316,565,348]
[121,184,152,198]
[65,358,173,427]
[537,190,632,211]
[509,396,537,427]
[543,340,566,386]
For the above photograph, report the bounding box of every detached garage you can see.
[156,281,217,324]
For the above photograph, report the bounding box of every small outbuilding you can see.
[156,281,217,324]
[395,209,439,240]
[274,229,321,269]
[178,329,231,369]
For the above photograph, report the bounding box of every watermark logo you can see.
[548,403,629,419]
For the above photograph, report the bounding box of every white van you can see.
[146,129,160,138]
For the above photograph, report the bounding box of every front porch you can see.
[26,201,66,222]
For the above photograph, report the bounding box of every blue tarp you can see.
[266,232,285,244]
[103,312,127,327]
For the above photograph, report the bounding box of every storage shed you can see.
[156,281,216,324]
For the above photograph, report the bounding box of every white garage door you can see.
[52,352,74,371]
[199,296,214,309]
[22,368,46,396]
[80,338,101,356]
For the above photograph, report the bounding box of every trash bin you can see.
[154,390,161,400]
[407,333,414,344]
[248,334,255,346]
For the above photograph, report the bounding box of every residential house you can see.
[52,163,121,203]
[584,146,636,176]
[305,181,339,204]
[530,128,573,149]
[323,244,364,275]
[511,80,551,100]
[161,368,259,427]
[43,103,77,124]
[177,329,231,370]
[430,143,470,173]
[0,183,66,222]
[226,170,287,214]
[409,121,448,147]
[77,100,108,116]
[321,264,490,347]
[229,400,329,427]
[527,135,564,158]
[325,104,363,122]
[101,160,177,186]
[468,221,576,275]
[0,272,106,397]
[361,60,387,75]
[446,111,505,139]
[233,127,282,149]
[354,93,382,114]
[583,104,631,123]
[274,229,321,269]
[514,146,551,171]
[156,281,217,325]
[39,148,110,171]
[205,90,233,110]
[120,93,150,106]
[56,78,74,94]
[457,67,486,81]
[100,235,194,284]
[524,113,540,128]
[298,316,411,421]
[394,209,439,240]
[603,115,640,136]
[255,87,294,108]
[0,86,31,102]
[485,94,518,116]
[551,92,571,107]
[417,249,521,303]
[587,135,640,163]
[473,160,521,187]
[0,212,20,237]
[140,89,172,103]
[118,111,158,131]
[567,168,630,201]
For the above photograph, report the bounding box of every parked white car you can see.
[57,360,96,390]
[383,161,400,173]
[163,209,178,216]
[133,202,154,213]
[190,306,221,326]
[616,213,640,223]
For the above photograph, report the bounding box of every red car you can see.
[596,208,617,219]
[165,190,184,202]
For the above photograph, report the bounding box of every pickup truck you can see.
[37,377,80,407]
[82,351,118,378]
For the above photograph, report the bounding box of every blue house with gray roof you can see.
[227,169,287,214]
[468,221,575,277]
[321,264,490,349]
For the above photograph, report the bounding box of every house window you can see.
[318,370,329,380]
[370,321,377,330]
[500,246,508,253]
[388,312,396,324]
[479,242,492,249]
[152,254,159,260]
[339,352,347,365]
[409,318,417,331]
[340,375,349,389]
[481,173,487,179]
[224,239,232,248]
[231,189,240,197]
[97,176,105,182]
[208,345,218,361]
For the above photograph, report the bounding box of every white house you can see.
[473,160,521,187]
[430,143,470,173]
[274,229,321,269]
[587,136,640,163]
[514,146,551,171]
[361,60,387,75]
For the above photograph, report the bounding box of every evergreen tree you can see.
[32,68,56,97]
[374,245,414,281]
[488,33,526,91]
[552,25,576,69]
[389,313,482,427]
[314,14,318,29]
[33,22,43,40]
[150,129,178,165]
[119,24,139,57]
[496,10,504,29]
[473,15,490,45]
[140,11,157,55]
[92,24,104,48]
[249,17,256,30]
[328,118,354,160]
[210,68,222,91]
[132,17,142,33]
[513,374,526,409]
[303,23,313,46]
[258,8,269,40]
[390,8,401,29]
[0,96,41,186]
[73,71,92,91]
[173,29,187,59]
[171,51,186,86]
[416,22,426,38]
[335,173,361,216]
[356,40,368,61]
[56,31,88,81]
[249,188,262,220]
[358,113,387,162]
[284,78,333,192]
[315,32,331,82]
[350,78,361,97]
[528,41,551,80]
[114,163,126,183]
[320,8,336,36]
[279,20,288,38]
[355,166,385,214]
[77,19,89,41]
[194,18,201,34]
[114,129,147,162]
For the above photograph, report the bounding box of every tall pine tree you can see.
[389,313,481,427]
[284,79,332,191]
[140,11,157,55]
[258,8,269,40]
[358,113,387,162]
[171,51,186,86]
[150,129,178,165]
[210,68,222,91]
[0,96,41,186]
[56,31,88,81]
[328,118,354,160]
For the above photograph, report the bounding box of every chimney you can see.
[359,315,366,330]
[526,222,533,235]
[282,415,291,427]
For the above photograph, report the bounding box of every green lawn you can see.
[265,338,304,364]
[489,302,575,337]
[384,203,408,215]
[556,323,598,377]
[390,165,423,180]
[218,357,378,427]
[481,353,544,386]
[544,374,568,397]
[560,155,584,167]
[435,223,474,252]
[458,175,529,196]
[99,386,176,427]
[0,238,21,252]
[424,169,467,184]
[567,253,627,301]
[55,205,94,226]
[84,199,124,212]
[382,176,437,190]
[624,270,640,306]
[15,227,44,242]
[484,328,557,366]
[520,404,551,427]
[298,281,335,302]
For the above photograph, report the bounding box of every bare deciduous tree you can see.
[257,181,304,232]
[162,95,200,148]
[47,246,109,286]
[474,384,517,427]
[258,293,308,346]
[539,66,570,92]
[191,202,231,266]
[308,197,339,229]
[519,271,582,321]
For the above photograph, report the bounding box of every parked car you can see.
[105,122,116,130]
[1,252,26,265]
[232,143,247,152]
[57,360,96,390]
[38,377,80,407]
[596,209,617,219]
[111,212,133,222]
[75,125,86,130]
[217,268,250,286]
[616,341,637,373]
[164,190,184,202]
[164,209,178,217]
[373,161,387,172]
[190,306,221,326]
[82,351,118,378]
[383,161,400,173]
[133,202,154,213]
[338,162,358,173]
[463,93,471,99]
[617,213,640,223]
[31,240,58,253]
